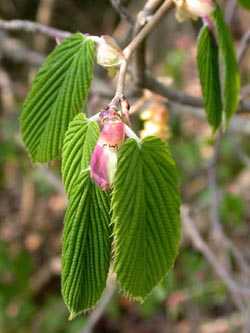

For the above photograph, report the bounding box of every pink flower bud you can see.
[174,0,215,22]
[98,120,125,148]
[90,145,118,190]
[55,37,63,44]
[90,118,125,190]
[186,0,216,17]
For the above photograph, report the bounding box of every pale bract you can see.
[96,35,124,68]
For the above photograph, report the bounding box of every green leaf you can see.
[62,171,111,318]
[21,33,94,163]
[111,136,180,301]
[197,25,222,131]
[212,6,240,125]
[237,0,250,10]
[62,113,99,198]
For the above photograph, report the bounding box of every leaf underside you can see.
[21,33,94,163]
[62,113,99,198]
[197,25,223,131]
[111,137,180,301]
[212,6,240,125]
[62,171,111,319]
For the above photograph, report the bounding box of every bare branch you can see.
[145,73,204,107]
[181,205,246,312]
[1,18,249,113]
[207,133,250,278]
[225,0,237,27]
[168,102,250,135]
[110,0,134,24]
[0,19,71,39]
[80,282,116,333]
[146,73,250,113]
[238,31,250,66]
[133,0,164,91]
[115,0,174,98]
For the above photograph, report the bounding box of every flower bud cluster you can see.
[90,109,126,190]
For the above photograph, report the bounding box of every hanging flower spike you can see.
[174,0,216,22]
[90,114,125,190]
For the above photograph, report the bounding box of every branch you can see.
[207,133,250,278]
[225,0,237,27]
[133,0,164,91]
[145,73,204,107]
[115,0,174,98]
[181,206,246,312]
[1,18,249,113]
[168,102,250,135]
[237,31,250,66]
[80,282,116,333]
[145,72,250,113]
[0,19,71,39]
[110,0,134,24]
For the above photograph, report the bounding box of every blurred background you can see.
[0,0,250,332]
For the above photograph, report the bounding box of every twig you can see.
[147,74,250,113]
[229,136,250,166]
[181,206,246,311]
[0,19,71,39]
[225,0,237,27]
[38,165,67,198]
[30,256,61,293]
[133,0,164,91]
[110,0,134,24]
[0,33,46,66]
[15,134,67,199]
[80,282,117,333]
[115,0,174,98]
[1,18,250,113]
[33,0,57,52]
[207,131,222,237]
[168,102,250,135]
[0,66,15,112]
[207,133,250,278]
[237,31,250,66]
[123,0,173,60]
[200,312,243,333]
[145,73,204,107]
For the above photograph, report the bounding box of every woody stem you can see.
[114,0,174,98]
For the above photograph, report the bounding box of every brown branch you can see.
[146,73,250,113]
[33,0,57,52]
[110,0,134,24]
[133,0,164,92]
[207,131,223,237]
[1,18,249,113]
[115,0,174,98]
[0,19,72,39]
[145,73,204,107]
[168,102,250,135]
[207,133,250,278]
[225,0,237,27]
[181,205,246,312]
[80,282,116,333]
[237,31,250,66]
